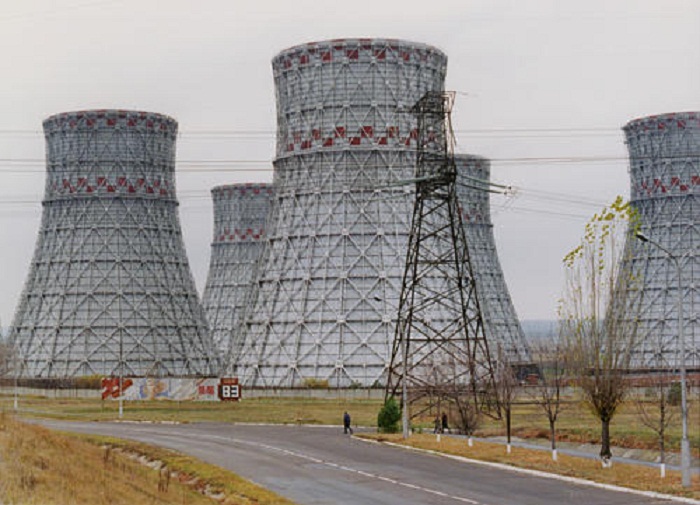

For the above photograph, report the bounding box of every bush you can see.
[377,397,401,433]
[302,378,329,389]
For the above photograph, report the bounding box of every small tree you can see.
[528,337,567,461]
[454,393,481,446]
[0,329,14,379]
[561,197,641,467]
[377,397,401,433]
[635,372,676,477]
[494,347,517,454]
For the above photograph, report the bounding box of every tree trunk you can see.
[549,419,556,451]
[600,418,612,462]
[506,408,511,444]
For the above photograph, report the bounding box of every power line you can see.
[0,126,625,139]
[0,153,639,171]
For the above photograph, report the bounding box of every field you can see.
[1,390,699,502]
[0,411,295,504]
[2,391,698,454]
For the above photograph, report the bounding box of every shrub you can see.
[302,378,329,389]
[377,397,401,433]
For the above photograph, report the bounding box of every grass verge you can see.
[360,433,700,500]
[1,394,383,427]
[0,411,295,504]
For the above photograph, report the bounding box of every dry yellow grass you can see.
[75,433,296,505]
[362,433,700,500]
[0,411,296,505]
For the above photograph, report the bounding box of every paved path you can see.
[37,420,687,505]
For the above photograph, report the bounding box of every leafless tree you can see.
[494,346,517,453]
[528,337,567,461]
[454,392,481,446]
[634,372,676,477]
[560,197,641,467]
[0,328,14,380]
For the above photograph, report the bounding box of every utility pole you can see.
[385,91,498,438]
[636,232,691,487]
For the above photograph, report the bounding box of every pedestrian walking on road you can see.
[441,412,449,434]
[343,411,353,434]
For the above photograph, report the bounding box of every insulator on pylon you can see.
[9,110,217,378]
[455,154,532,365]
[620,112,699,370]
[232,38,448,387]
[202,183,273,357]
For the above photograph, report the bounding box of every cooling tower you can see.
[202,183,273,356]
[233,38,447,387]
[620,112,699,370]
[455,154,531,364]
[9,110,217,378]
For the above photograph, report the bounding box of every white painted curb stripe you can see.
[357,437,700,505]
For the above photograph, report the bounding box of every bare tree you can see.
[0,327,13,380]
[528,337,567,461]
[494,346,517,454]
[454,392,481,446]
[635,372,676,477]
[560,197,641,467]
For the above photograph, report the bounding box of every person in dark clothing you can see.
[343,411,353,434]
[441,412,449,434]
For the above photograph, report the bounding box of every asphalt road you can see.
[36,420,680,505]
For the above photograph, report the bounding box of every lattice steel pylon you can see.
[202,183,273,357]
[455,154,532,367]
[385,92,498,422]
[9,110,217,378]
[232,39,447,387]
[619,112,699,371]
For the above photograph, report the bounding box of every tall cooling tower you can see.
[202,183,273,356]
[455,154,531,364]
[620,112,699,369]
[10,110,217,378]
[234,38,447,387]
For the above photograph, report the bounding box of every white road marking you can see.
[196,433,485,505]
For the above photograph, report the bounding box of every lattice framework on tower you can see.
[455,155,532,367]
[202,183,273,358]
[385,92,498,417]
[9,110,216,378]
[619,112,699,371]
[232,39,448,387]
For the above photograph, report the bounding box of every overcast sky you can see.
[0,0,698,327]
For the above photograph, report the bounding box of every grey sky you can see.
[0,0,698,326]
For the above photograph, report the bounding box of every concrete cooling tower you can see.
[455,155,531,364]
[620,112,699,370]
[233,38,448,387]
[202,183,273,356]
[10,110,217,378]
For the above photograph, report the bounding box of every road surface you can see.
[36,420,681,505]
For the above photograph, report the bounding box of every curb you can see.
[354,437,700,505]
